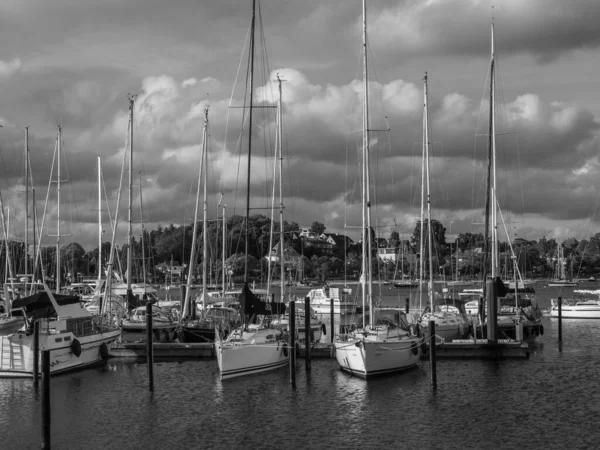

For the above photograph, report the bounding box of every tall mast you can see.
[491,22,498,278]
[424,73,434,309]
[182,107,208,319]
[361,0,373,325]
[482,23,495,299]
[419,78,426,312]
[24,127,29,278]
[98,157,103,281]
[56,126,62,293]
[202,109,209,310]
[277,74,285,303]
[244,0,256,284]
[32,187,37,283]
[139,172,147,289]
[127,95,135,305]
[222,201,226,294]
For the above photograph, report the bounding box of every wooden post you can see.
[146,302,154,391]
[486,279,497,343]
[429,320,437,390]
[405,298,409,314]
[41,350,50,449]
[304,297,311,371]
[289,300,296,387]
[330,298,335,345]
[33,320,40,385]
[558,296,562,344]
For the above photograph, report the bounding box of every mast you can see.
[202,109,209,311]
[244,0,256,284]
[491,22,498,278]
[182,107,208,319]
[424,73,434,309]
[139,172,147,289]
[98,157,103,282]
[24,127,29,278]
[56,126,62,293]
[277,74,284,303]
[32,186,37,283]
[127,95,135,306]
[482,23,495,300]
[361,0,373,325]
[419,93,426,311]
[222,201,226,294]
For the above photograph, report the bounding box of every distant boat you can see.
[447,280,474,288]
[548,244,577,287]
[550,289,600,319]
[393,279,420,289]
[306,286,356,314]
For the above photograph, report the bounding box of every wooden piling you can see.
[33,320,39,385]
[41,350,50,449]
[486,279,497,343]
[146,302,154,391]
[330,298,335,345]
[304,297,311,371]
[289,300,296,387]
[558,296,562,344]
[429,320,437,390]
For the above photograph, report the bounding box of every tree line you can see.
[2,215,600,286]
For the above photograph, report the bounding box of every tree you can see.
[389,231,400,248]
[310,221,326,235]
[411,219,447,267]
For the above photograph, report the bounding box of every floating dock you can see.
[422,339,529,360]
[297,343,333,358]
[109,342,214,359]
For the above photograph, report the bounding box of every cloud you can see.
[0,57,22,78]
[367,0,600,61]
[182,78,197,88]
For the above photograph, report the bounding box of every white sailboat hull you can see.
[215,328,288,379]
[420,312,470,343]
[0,317,23,336]
[0,328,121,378]
[334,332,421,378]
[550,301,600,319]
[310,300,355,315]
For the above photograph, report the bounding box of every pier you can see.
[109,342,214,359]
[426,339,529,359]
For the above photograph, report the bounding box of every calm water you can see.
[1,282,599,449]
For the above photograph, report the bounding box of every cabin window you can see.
[66,317,98,337]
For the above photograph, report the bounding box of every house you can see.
[155,261,186,282]
[378,247,398,262]
[321,232,355,249]
[266,242,302,265]
[299,228,319,239]
[302,237,334,255]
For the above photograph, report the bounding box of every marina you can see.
[1,0,600,448]
[1,299,597,448]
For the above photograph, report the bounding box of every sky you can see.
[1,0,600,252]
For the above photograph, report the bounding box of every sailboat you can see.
[0,179,21,335]
[178,108,240,343]
[117,97,177,342]
[548,243,577,287]
[332,0,422,378]
[474,21,543,343]
[0,126,121,377]
[214,0,288,380]
[418,73,470,343]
